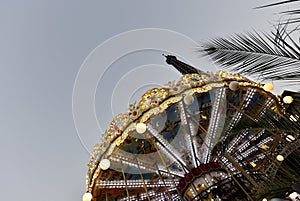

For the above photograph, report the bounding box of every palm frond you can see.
[281,9,300,15]
[255,0,300,24]
[255,0,300,9]
[199,25,300,84]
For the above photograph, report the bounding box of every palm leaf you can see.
[255,0,300,9]
[255,0,300,24]
[199,25,300,84]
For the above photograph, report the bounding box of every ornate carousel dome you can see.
[83,56,300,201]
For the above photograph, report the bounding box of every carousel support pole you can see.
[135,157,151,201]
[121,162,131,201]
[156,163,172,200]
[223,152,259,188]
[218,156,254,201]
[152,139,184,201]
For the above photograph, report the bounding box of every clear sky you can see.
[0,1,293,201]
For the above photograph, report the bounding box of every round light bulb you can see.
[262,198,267,201]
[283,96,293,104]
[183,95,194,105]
[263,83,274,92]
[289,192,300,200]
[290,115,298,122]
[136,123,147,134]
[82,192,92,201]
[229,81,240,91]
[286,135,295,142]
[276,154,284,162]
[100,159,110,170]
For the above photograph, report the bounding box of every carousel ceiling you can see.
[83,56,300,201]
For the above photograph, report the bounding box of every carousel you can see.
[82,55,300,201]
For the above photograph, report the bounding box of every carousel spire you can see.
[164,54,203,75]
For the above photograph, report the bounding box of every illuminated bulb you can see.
[183,95,194,105]
[100,159,110,170]
[283,96,293,104]
[290,115,298,122]
[286,135,295,142]
[136,123,147,134]
[289,192,300,200]
[262,198,267,201]
[276,154,284,162]
[261,144,269,150]
[201,114,207,120]
[263,83,274,92]
[229,81,240,91]
[82,192,92,201]
[250,162,257,167]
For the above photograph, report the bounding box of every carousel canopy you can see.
[83,56,300,201]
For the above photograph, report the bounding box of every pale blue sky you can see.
[0,1,290,201]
